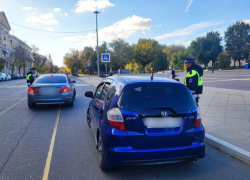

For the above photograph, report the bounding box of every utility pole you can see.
[94,10,100,76]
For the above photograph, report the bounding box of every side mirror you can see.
[85,91,94,98]
[72,80,76,83]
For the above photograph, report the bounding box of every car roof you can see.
[40,74,67,77]
[108,76,180,85]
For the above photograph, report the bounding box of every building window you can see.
[10,39,12,44]
[4,44,6,48]
[4,36,6,41]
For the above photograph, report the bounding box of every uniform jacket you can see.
[185,65,203,94]
[26,71,35,85]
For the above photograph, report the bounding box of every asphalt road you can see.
[0,77,250,180]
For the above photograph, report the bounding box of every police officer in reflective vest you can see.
[26,67,36,87]
[183,57,203,104]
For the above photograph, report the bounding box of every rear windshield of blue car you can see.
[35,76,67,83]
[119,83,196,113]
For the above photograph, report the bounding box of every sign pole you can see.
[105,63,107,78]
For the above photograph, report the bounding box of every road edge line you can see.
[0,98,26,117]
[42,106,61,180]
[205,133,250,165]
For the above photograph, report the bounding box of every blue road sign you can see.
[101,53,110,62]
[87,62,91,67]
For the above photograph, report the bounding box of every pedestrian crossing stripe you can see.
[0,84,90,88]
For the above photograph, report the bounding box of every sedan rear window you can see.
[119,83,196,113]
[35,76,67,83]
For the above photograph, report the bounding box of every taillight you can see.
[107,108,126,131]
[59,87,70,93]
[195,107,202,128]
[28,88,39,93]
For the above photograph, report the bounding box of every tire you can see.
[73,89,76,98]
[98,134,113,171]
[67,98,74,106]
[87,108,91,128]
[28,102,36,108]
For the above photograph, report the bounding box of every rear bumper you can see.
[101,124,205,166]
[28,93,72,105]
[104,142,205,166]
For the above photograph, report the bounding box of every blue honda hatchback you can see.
[85,76,205,170]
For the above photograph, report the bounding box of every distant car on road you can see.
[6,74,11,81]
[11,74,19,79]
[0,73,7,81]
[85,76,205,170]
[27,74,76,108]
[99,72,109,78]
[19,74,24,78]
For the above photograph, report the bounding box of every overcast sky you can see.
[1,0,250,66]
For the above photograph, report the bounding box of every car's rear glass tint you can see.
[119,83,196,113]
[35,76,67,83]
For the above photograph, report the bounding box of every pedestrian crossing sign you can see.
[101,53,110,63]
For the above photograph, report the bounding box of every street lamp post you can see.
[94,11,100,76]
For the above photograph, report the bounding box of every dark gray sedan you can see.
[27,74,76,108]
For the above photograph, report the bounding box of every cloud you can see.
[62,36,81,42]
[44,27,54,32]
[154,20,224,41]
[75,0,115,13]
[54,8,62,12]
[65,12,68,16]
[40,13,54,19]
[62,15,151,48]
[25,14,59,25]
[154,24,162,28]
[243,19,250,25]
[185,0,194,13]
[21,7,36,10]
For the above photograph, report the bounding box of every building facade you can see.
[0,11,32,74]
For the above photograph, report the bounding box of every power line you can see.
[10,23,95,34]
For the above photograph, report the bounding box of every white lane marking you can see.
[42,106,61,180]
[204,78,250,83]
[0,85,27,88]
[75,84,90,86]
[0,98,26,117]
[0,98,25,101]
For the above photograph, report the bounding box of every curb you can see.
[75,76,250,166]
[73,76,99,87]
[205,133,250,165]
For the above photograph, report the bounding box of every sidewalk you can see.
[76,75,250,165]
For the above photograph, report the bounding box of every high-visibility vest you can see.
[184,70,203,87]
[26,74,33,81]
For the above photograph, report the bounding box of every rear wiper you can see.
[142,107,177,114]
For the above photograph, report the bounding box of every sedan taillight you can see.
[59,87,70,93]
[28,88,39,93]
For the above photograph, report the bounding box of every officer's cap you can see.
[183,56,195,63]
[30,67,36,71]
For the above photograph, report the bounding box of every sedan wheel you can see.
[67,98,74,106]
[28,103,36,108]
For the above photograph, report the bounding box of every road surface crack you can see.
[0,113,37,174]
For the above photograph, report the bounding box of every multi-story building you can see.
[0,11,32,74]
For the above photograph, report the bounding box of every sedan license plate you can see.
[39,88,58,95]
[144,117,183,128]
